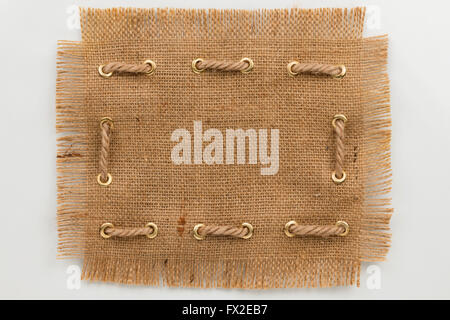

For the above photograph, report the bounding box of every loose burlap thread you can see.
[56,7,392,288]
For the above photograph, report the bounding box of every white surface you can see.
[0,0,449,299]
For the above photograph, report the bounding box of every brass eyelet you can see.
[332,65,347,79]
[191,58,204,74]
[284,220,298,237]
[98,65,113,78]
[99,117,114,130]
[240,58,254,74]
[193,224,205,240]
[331,171,346,184]
[287,61,299,77]
[97,173,112,186]
[336,221,350,236]
[143,60,156,76]
[100,223,114,239]
[145,222,158,239]
[331,114,347,128]
[241,222,254,239]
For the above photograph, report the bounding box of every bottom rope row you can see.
[99,221,349,240]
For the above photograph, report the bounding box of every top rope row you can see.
[98,58,347,79]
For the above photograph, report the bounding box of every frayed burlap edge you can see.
[80,257,360,288]
[56,41,87,258]
[360,35,392,262]
[56,8,392,288]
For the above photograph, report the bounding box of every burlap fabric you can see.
[57,7,392,288]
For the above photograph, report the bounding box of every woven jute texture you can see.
[56,7,392,288]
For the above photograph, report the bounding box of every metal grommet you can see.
[145,222,158,239]
[240,58,254,74]
[284,220,298,237]
[97,173,112,186]
[241,223,254,239]
[100,223,114,239]
[332,65,347,79]
[287,61,299,77]
[331,114,348,128]
[191,58,204,74]
[331,171,346,184]
[193,224,205,240]
[99,117,114,130]
[98,65,113,78]
[143,60,156,76]
[336,221,350,237]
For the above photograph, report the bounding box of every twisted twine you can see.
[291,62,343,77]
[99,121,112,183]
[289,224,345,237]
[198,225,250,238]
[105,226,154,237]
[102,62,152,74]
[196,59,250,72]
[334,119,345,179]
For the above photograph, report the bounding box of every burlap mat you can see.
[56,7,392,288]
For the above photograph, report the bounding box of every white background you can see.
[0,0,449,299]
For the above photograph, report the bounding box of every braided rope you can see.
[100,223,158,239]
[334,118,346,180]
[199,225,248,238]
[196,59,250,72]
[105,226,153,237]
[99,121,112,184]
[289,224,345,237]
[291,62,342,76]
[99,60,156,77]
[194,223,253,240]
[102,62,149,74]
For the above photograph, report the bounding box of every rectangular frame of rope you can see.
[56,7,392,288]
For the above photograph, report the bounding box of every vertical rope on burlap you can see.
[97,118,113,186]
[334,118,346,179]
[332,114,348,184]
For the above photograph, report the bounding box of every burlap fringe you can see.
[56,41,87,258]
[57,8,392,288]
[360,35,393,262]
[81,257,360,288]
